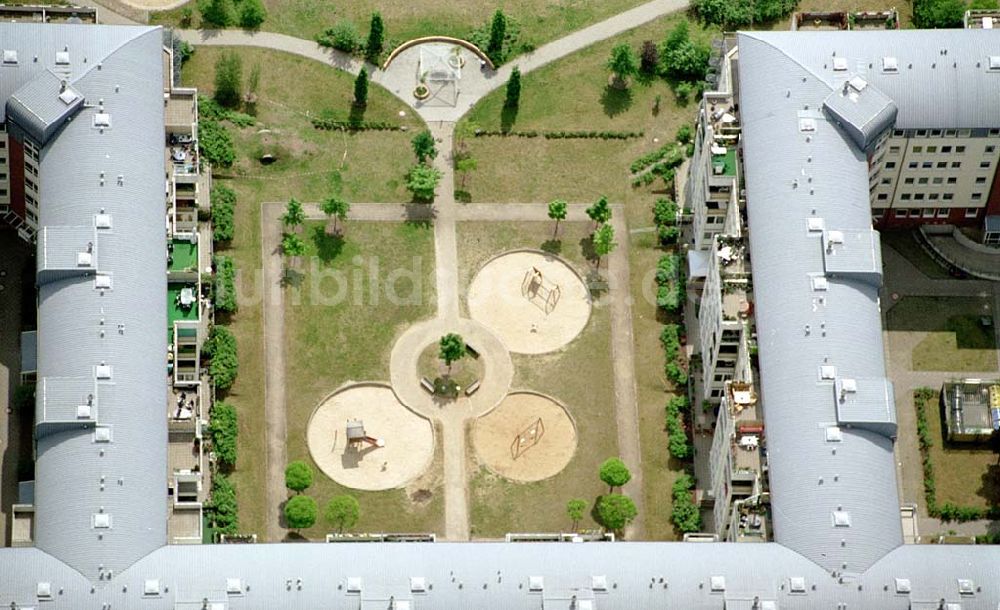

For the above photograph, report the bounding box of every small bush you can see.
[284,460,314,492]
[210,401,238,468]
[199,120,235,167]
[666,396,692,459]
[406,163,442,202]
[205,325,239,391]
[316,21,362,53]
[207,474,239,536]
[285,495,318,530]
[676,124,693,145]
[671,473,701,532]
[214,255,238,313]
[238,0,266,29]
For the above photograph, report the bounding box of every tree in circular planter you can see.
[284,460,314,493]
[599,457,631,492]
[284,495,318,531]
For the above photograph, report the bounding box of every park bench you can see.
[420,377,435,393]
[465,379,481,396]
[465,343,480,359]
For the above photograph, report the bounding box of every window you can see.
[965,208,978,218]
[980,161,991,169]
[0,189,6,197]
[893,129,905,137]
[912,145,923,153]
[904,177,914,185]
[926,146,937,153]
[987,145,996,153]
[908,161,918,169]
[922,208,935,218]
[952,161,962,168]
[917,130,928,137]
[956,146,966,153]
[945,129,957,137]
[914,193,925,200]
[929,193,939,200]
[901,193,912,200]
[976,177,987,184]
[943,193,954,200]
[942,146,952,153]
[881,178,891,185]
[889,146,900,154]
[918,177,928,185]
[931,130,942,137]
[876,193,888,201]
[886,161,896,169]
[990,129,1000,136]
[895,209,909,218]
[959,129,971,137]
[922,161,933,169]
[937,161,947,169]
[932,177,943,184]
[972,193,983,200]
[937,208,949,218]
[947,177,957,184]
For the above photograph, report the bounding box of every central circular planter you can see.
[414,85,430,100]
[418,341,484,398]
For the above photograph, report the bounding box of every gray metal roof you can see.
[2,23,1000,608]
[3,22,168,580]
[822,76,897,150]
[5,68,83,144]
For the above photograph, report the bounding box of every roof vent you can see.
[825,426,843,442]
[92,513,112,528]
[819,365,837,380]
[95,214,112,229]
[710,576,726,592]
[95,427,112,442]
[2,49,17,65]
[410,577,427,593]
[346,577,362,593]
[77,252,93,267]
[96,364,112,379]
[226,578,242,594]
[529,576,544,592]
[988,56,1000,71]
[894,578,911,594]
[37,581,52,597]
[789,577,806,593]
[811,276,829,291]
[832,510,851,527]
[840,378,858,395]
[55,51,70,65]
[882,56,898,72]
[95,274,112,290]
[143,580,160,596]
[58,88,79,105]
[94,113,111,128]
[592,575,608,591]
[807,217,825,232]
[832,57,848,71]
[799,118,817,133]
[847,76,867,92]
[76,404,92,419]
[957,579,975,595]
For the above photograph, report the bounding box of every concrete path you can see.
[260,202,289,542]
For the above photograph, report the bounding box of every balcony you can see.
[168,237,198,274]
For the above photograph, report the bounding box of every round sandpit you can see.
[307,383,434,491]
[473,392,577,482]
[467,250,591,354]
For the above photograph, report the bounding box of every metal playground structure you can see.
[521,267,561,315]
[510,417,546,460]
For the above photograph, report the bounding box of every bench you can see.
[465,379,481,397]
[420,377,435,394]
[465,343,480,359]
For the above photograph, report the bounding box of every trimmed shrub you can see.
[596,493,638,532]
[316,21,362,53]
[214,255,238,313]
[199,120,235,167]
[207,474,239,536]
[284,495,318,530]
[284,461,314,492]
[599,457,632,490]
[666,396,691,459]
[671,473,701,532]
[205,325,239,391]
[210,401,238,468]
[211,185,236,243]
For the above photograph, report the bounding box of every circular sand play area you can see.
[473,392,577,482]
[467,250,591,354]
[307,383,434,491]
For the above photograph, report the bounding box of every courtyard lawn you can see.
[924,392,1000,511]
[457,14,711,219]
[154,0,651,55]
[284,220,441,538]
[457,222,618,536]
[179,47,423,538]
[887,296,998,373]
[630,230,686,540]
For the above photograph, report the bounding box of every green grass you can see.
[629,230,685,540]
[880,231,950,280]
[713,148,736,177]
[284,220,441,538]
[167,283,199,343]
[924,391,1000,510]
[886,296,998,372]
[456,221,618,536]
[179,47,424,539]
[153,0,651,55]
[457,13,709,216]
[169,238,199,272]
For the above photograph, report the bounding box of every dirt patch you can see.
[472,392,577,482]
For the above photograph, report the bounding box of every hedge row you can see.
[666,395,692,460]
[312,118,401,131]
[212,185,236,243]
[671,472,701,533]
[210,401,238,469]
[656,254,684,314]
[204,325,239,391]
[214,255,237,313]
[473,129,644,140]
[207,473,239,536]
[653,198,679,245]
[630,142,685,175]
[914,387,1000,522]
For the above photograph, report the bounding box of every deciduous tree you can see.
[439,333,465,371]
[284,461,314,493]
[282,197,305,230]
[586,195,611,226]
[566,498,587,531]
[326,495,361,532]
[599,457,632,491]
[607,43,639,88]
[593,223,617,269]
[213,51,242,108]
[411,130,438,163]
[284,495,318,530]
[548,199,567,237]
[596,493,637,533]
[320,195,350,235]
